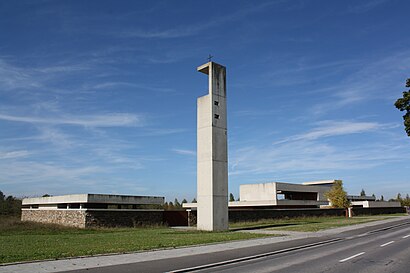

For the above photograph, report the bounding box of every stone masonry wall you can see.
[21,210,86,228]
[85,210,164,227]
[21,209,164,228]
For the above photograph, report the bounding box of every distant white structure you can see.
[236,180,334,208]
[347,195,401,208]
[184,180,402,210]
[196,61,228,231]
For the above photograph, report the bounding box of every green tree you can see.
[191,198,197,203]
[394,78,410,136]
[168,201,174,210]
[324,180,350,208]
[181,199,188,204]
[0,191,5,214]
[174,198,181,208]
[380,195,384,201]
[360,189,366,196]
[229,193,235,202]
[404,194,410,206]
[0,191,21,216]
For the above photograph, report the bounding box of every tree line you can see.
[391,193,410,207]
[163,198,192,210]
[164,193,240,210]
[0,191,21,216]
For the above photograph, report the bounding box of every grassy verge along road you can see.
[230,214,407,232]
[1,215,405,264]
[0,217,269,264]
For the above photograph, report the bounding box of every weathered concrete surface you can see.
[197,62,228,231]
[239,181,330,203]
[22,194,164,206]
[351,200,401,208]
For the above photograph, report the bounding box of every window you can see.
[214,101,219,106]
[57,204,67,209]
[214,114,220,119]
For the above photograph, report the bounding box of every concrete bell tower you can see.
[196,61,228,231]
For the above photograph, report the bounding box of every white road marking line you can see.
[339,252,366,263]
[380,241,395,247]
[403,235,410,239]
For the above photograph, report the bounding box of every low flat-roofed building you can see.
[237,181,334,208]
[183,180,403,211]
[183,180,338,210]
[346,195,401,208]
[21,194,164,228]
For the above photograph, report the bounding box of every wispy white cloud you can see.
[137,128,187,136]
[274,120,384,144]
[253,59,361,89]
[0,59,41,90]
[89,81,174,93]
[310,50,410,115]
[35,64,90,73]
[0,113,143,127]
[0,150,31,159]
[233,109,280,118]
[0,58,92,91]
[348,0,389,13]
[172,149,196,156]
[120,2,278,39]
[229,119,407,178]
[230,138,406,177]
[0,161,104,184]
[36,127,75,148]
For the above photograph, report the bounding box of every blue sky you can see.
[1,0,409,201]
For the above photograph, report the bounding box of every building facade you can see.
[21,194,164,228]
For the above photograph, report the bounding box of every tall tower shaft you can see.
[196,62,228,231]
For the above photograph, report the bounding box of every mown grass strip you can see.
[230,215,406,232]
[0,217,270,264]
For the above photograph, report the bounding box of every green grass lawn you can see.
[230,214,406,232]
[0,217,270,264]
[1,214,405,264]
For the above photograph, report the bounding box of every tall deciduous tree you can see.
[394,78,410,136]
[324,180,350,208]
[229,193,235,202]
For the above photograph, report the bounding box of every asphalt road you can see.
[64,219,410,273]
[193,221,410,273]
